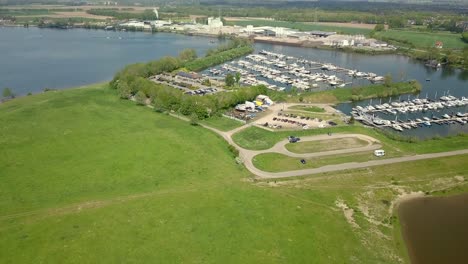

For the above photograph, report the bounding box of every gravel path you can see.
[166,107,468,180]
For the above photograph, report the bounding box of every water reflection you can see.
[398,193,468,264]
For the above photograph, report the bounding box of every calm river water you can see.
[398,193,468,264]
[1,27,467,137]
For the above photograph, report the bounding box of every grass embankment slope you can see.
[0,84,376,263]
[1,84,467,263]
[200,116,244,131]
[269,81,421,104]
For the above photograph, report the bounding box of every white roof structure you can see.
[207,17,223,28]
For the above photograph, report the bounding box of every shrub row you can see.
[110,39,264,120]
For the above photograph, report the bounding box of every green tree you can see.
[388,18,404,29]
[179,49,198,61]
[374,24,385,32]
[462,32,468,43]
[201,79,211,86]
[189,113,199,126]
[117,82,132,99]
[225,73,235,87]
[134,90,147,105]
[2,87,14,99]
[235,72,241,85]
[384,74,393,87]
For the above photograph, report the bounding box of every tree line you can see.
[86,9,158,21]
[110,38,265,120]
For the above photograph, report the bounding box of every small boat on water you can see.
[402,124,411,129]
[392,124,404,132]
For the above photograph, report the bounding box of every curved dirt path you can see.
[267,134,381,158]
[168,109,468,180]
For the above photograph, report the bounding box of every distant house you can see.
[369,41,388,48]
[456,21,468,31]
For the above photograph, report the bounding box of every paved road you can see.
[164,104,468,180]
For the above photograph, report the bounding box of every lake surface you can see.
[398,193,468,264]
[0,27,222,95]
[1,27,467,137]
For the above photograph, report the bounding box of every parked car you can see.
[288,136,301,143]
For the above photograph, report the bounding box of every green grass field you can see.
[268,81,422,104]
[1,84,467,263]
[375,30,467,49]
[232,125,468,152]
[289,105,326,113]
[285,137,368,154]
[226,20,372,35]
[253,148,401,172]
[200,116,244,131]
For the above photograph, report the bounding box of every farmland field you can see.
[1,84,467,263]
[375,30,467,49]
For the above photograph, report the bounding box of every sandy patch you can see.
[454,176,465,182]
[389,191,425,214]
[335,199,360,229]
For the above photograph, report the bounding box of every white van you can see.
[374,149,385,157]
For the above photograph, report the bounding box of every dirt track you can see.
[164,103,468,180]
[198,121,468,180]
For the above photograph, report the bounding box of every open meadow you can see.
[1,84,467,263]
[375,30,467,49]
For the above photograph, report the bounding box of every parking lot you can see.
[149,73,225,96]
[254,103,344,130]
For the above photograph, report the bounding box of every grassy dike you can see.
[268,81,422,104]
[0,83,467,263]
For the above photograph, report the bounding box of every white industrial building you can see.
[207,17,223,28]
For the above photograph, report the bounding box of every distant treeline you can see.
[186,38,253,71]
[110,38,261,119]
[161,6,465,27]
[199,1,468,14]
[86,9,157,20]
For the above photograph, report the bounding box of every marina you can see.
[205,50,385,91]
[1,27,467,138]
[351,95,468,132]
